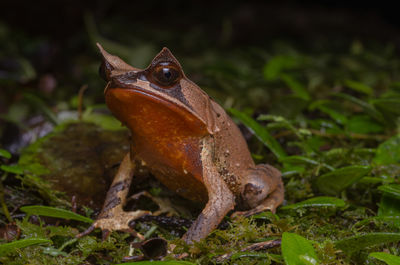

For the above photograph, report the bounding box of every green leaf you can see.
[372,98,400,115]
[82,106,127,131]
[263,55,299,81]
[281,164,306,176]
[281,156,319,166]
[358,176,384,185]
[281,196,345,210]
[0,149,11,159]
[229,108,286,160]
[374,134,400,165]
[0,165,24,175]
[379,185,400,199]
[335,233,400,253]
[309,102,348,125]
[116,261,195,265]
[344,80,373,96]
[370,252,400,265]
[0,238,52,256]
[20,206,93,223]
[334,93,385,123]
[378,194,400,217]
[281,74,311,101]
[316,165,371,195]
[345,115,383,134]
[281,232,318,265]
[355,216,400,230]
[280,156,334,171]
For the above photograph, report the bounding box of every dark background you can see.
[1,0,399,85]
[2,0,399,44]
[1,0,399,74]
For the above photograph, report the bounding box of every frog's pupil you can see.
[162,68,171,79]
[152,65,180,87]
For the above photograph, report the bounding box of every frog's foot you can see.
[77,153,151,239]
[232,185,284,217]
[77,207,150,239]
[232,164,284,218]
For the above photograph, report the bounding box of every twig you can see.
[0,178,13,223]
[78,84,88,121]
[215,239,281,262]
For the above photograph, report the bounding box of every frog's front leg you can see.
[77,153,149,239]
[182,138,235,244]
[234,164,284,217]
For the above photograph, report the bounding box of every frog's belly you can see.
[149,166,208,203]
[133,137,208,203]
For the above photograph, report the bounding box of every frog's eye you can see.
[151,64,181,88]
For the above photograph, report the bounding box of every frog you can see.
[78,44,284,244]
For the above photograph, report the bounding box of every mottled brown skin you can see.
[78,44,284,244]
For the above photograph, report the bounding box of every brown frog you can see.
[78,44,284,244]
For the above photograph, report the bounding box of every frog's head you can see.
[98,44,183,91]
[98,43,214,136]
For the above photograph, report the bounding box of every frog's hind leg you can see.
[182,167,235,244]
[233,164,284,217]
[77,153,149,239]
[182,138,236,244]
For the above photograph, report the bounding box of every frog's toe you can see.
[76,223,96,238]
[232,178,284,218]
[77,209,150,240]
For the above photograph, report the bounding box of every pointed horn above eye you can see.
[160,47,173,54]
[150,47,183,69]
[96,43,138,72]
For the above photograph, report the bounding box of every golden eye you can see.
[152,64,181,87]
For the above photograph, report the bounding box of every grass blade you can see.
[0,149,11,159]
[316,165,371,195]
[229,108,286,160]
[369,252,400,265]
[0,238,52,256]
[20,205,93,223]
[335,233,400,253]
[281,196,345,210]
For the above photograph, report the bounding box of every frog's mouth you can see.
[106,79,191,115]
[105,86,210,136]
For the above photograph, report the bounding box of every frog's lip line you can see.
[109,83,184,109]
[107,85,207,126]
